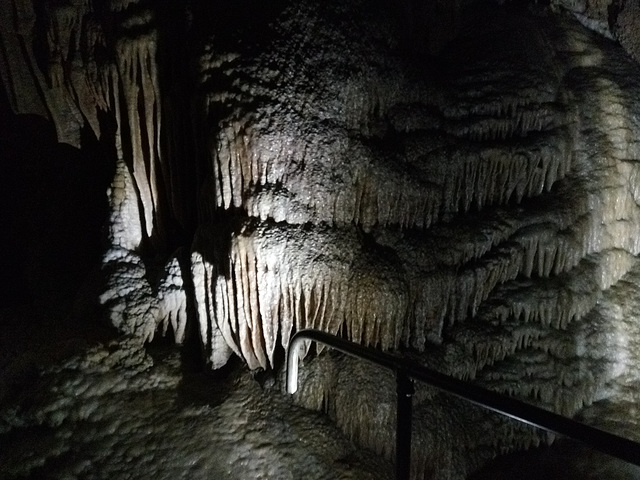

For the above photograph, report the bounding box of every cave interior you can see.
[2,0,640,478]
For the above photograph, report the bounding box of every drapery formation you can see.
[195,5,640,378]
[189,5,640,474]
[3,0,640,477]
[0,0,196,342]
[1,0,165,248]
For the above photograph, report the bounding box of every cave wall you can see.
[2,0,640,477]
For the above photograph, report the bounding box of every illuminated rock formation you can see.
[2,0,640,478]
[186,4,640,475]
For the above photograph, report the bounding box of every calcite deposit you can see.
[2,0,640,478]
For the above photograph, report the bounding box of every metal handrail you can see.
[287,329,640,479]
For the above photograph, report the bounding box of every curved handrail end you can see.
[286,333,304,394]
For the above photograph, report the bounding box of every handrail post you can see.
[396,369,414,480]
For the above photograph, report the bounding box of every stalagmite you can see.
[107,157,144,251]
[157,255,188,344]
[99,247,159,343]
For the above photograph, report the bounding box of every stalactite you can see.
[0,0,49,117]
[208,101,573,231]
[197,222,409,369]
[114,22,163,244]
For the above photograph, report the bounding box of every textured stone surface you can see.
[2,1,640,479]
[0,340,392,480]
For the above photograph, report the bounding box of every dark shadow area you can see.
[145,330,242,409]
[190,0,287,50]
[470,438,640,479]
[0,83,117,402]
[0,89,111,305]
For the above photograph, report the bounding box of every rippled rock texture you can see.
[2,0,640,478]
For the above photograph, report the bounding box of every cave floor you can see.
[2,328,639,479]
[0,334,394,480]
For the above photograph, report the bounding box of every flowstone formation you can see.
[0,339,394,479]
[191,3,640,476]
[2,0,640,478]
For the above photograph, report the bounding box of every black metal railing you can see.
[286,329,640,480]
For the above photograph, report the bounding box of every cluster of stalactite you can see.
[0,0,195,342]
[1,0,165,249]
[197,4,640,362]
[193,3,640,476]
